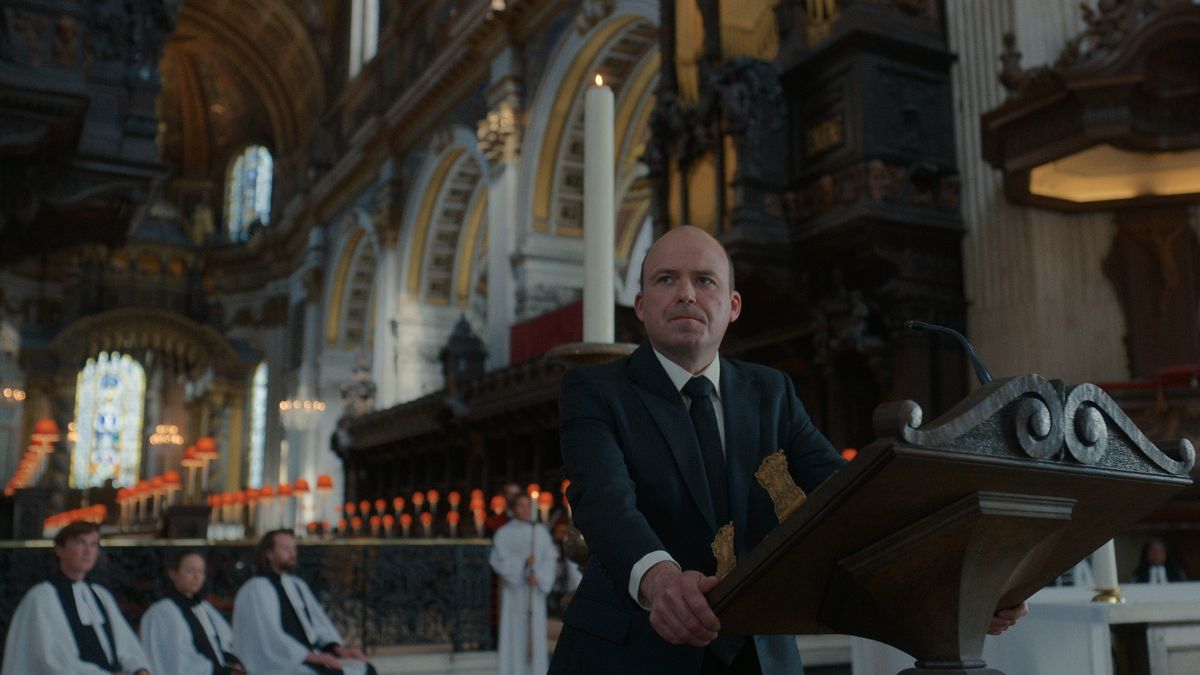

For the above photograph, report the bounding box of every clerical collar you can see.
[168,587,204,607]
[49,567,88,586]
[653,348,722,400]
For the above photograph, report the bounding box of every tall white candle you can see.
[1092,539,1119,590]
[583,73,615,343]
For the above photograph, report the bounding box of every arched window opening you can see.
[225,145,274,241]
[349,0,380,78]
[71,352,146,488]
[247,361,268,488]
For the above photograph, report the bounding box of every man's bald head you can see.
[639,226,735,292]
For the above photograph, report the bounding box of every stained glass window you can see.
[225,145,273,241]
[247,361,268,488]
[72,352,146,488]
[349,0,379,78]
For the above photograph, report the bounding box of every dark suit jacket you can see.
[550,343,846,674]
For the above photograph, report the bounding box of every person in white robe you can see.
[1,521,151,675]
[490,494,559,675]
[232,529,376,675]
[140,550,244,674]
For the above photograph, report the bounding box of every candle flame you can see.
[594,74,604,87]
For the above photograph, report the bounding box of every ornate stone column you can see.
[370,170,404,408]
[477,47,523,369]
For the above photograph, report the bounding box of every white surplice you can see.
[140,597,236,675]
[1,580,150,675]
[489,519,558,675]
[232,574,369,675]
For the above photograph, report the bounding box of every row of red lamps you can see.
[4,418,60,496]
[43,504,107,536]
[336,481,572,539]
[206,475,336,538]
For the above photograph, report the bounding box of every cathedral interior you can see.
[1,0,1199,669]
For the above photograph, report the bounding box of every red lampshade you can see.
[293,478,310,493]
[538,491,553,507]
[31,418,60,444]
[400,513,413,528]
[358,500,370,515]
[448,491,461,506]
[278,482,293,497]
[374,498,386,514]
[181,446,203,468]
[392,496,406,512]
[195,437,218,460]
[526,483,540,496]
[426,489,440,503]
[382,514,395,528]
[369,515,381,527]
[344,502,356,516]
[447,511,460,524]
[351,516,363,530]
[259,485,275,499]
[419,511,433,526]
[490,494,506,515]
[163,470,181,486]
[411,492,425,505]
[316,474,334,491]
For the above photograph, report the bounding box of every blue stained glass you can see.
[225,145,274,242]
[71,352,146,488]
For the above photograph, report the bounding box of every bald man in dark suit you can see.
[552,227,1025,675]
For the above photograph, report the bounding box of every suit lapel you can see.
[627,344,718,533]
[720,356,761,554]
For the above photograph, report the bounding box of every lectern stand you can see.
[708,375,1195,675]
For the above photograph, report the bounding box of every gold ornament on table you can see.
[755,450,808,523]
[711,522,737,580]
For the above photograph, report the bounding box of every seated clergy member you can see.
[140,550,244,674]
[1,521,151,675]
[232,529,376,675]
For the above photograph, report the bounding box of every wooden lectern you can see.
[708,375,1195,675]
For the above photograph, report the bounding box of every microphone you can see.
[904,320,994,386]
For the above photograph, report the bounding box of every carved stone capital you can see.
[476,100,521,166]
[575,0,615,34]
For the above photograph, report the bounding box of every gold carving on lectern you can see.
[755,450,808,523]
[711,522,737,580]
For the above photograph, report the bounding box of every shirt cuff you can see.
[628,550,680,610]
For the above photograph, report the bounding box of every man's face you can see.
[512,496,533,523]
[55,531,100,579]
[267,533,298,572]
[169,553,207,598]
[635,227,741,369]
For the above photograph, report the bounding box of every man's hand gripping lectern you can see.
[708,374,1196,675]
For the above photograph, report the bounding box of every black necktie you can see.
[682,376,730,528]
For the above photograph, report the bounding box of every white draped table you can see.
[851,582,1200,674]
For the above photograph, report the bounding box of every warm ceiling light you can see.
[1030,144,1200,204]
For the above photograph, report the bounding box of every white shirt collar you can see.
[652,348,722,400]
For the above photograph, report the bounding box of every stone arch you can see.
[519,4,659,242]
[174,0,325,153]
[398,127,489,308]
[48,308,247,381]
[325,210,379,350]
